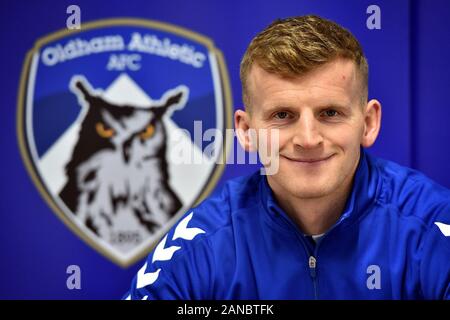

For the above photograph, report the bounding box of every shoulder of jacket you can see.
[371,155,450,227]
[147,171,262,265]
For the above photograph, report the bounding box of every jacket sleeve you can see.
[419,212,450,300]
[123,212,215,300]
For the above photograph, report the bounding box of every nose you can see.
[291,111,324,149]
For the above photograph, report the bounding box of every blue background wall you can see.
[0,0,448,299]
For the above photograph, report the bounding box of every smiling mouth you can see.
[282,154,335,163]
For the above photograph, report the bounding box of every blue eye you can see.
[275,111,289,119]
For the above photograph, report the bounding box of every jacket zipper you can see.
[309,255,318,299]
[276,214,322,299]
[275,210,354,299]
[291,230,320,299]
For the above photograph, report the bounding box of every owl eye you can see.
[140,124,155,140]
[95,122,115,138]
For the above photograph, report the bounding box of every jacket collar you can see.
[259,147,380,232]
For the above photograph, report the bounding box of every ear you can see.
[153,85,189,118]
[235,109,257,152]
[70,75,95,103]
[361,99,382,148]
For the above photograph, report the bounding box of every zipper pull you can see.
[309,256,317,278]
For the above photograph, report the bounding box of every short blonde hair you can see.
[240,15,368,109]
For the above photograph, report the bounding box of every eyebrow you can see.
[316,103,351,110]
[261,103,351,116]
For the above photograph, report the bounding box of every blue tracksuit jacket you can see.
[125,149,450,299]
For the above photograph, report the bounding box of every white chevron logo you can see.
[133,212,205,292]
[172,211,206,241]
[435,222,450,236]
[152,235,181,263]
[136,263,161,289]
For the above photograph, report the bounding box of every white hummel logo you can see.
[152,235,181,263]
[435,222,450,236]
[136,264,161,289]
[173,211,206,240]
[134,212,205,292]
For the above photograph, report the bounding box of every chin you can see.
[290,184,335,199]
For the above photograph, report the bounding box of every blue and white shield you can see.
[17,19,232,267]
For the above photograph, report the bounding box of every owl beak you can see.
[123,148,130,163]
[122,139,132,164]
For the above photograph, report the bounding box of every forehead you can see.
[247,59,360,108]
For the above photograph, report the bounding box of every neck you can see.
[268,174,355,236]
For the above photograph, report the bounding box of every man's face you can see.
[246,59,367,199]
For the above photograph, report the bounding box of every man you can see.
[125,15,450,299]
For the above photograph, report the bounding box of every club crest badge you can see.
[17,18,232,267]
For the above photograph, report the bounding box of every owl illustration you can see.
[59,75,188,246]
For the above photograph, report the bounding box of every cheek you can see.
[323,122,365,149]
[278,130,292,149]
[255,128,286,154]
